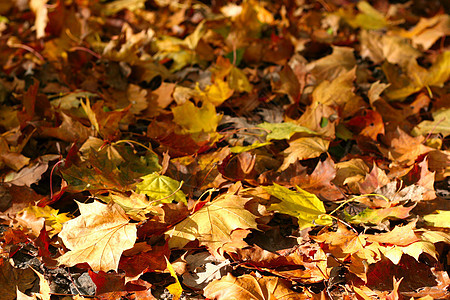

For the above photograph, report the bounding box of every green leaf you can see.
[345,205,414,225]
[61,142,161,193]
[136,172,187,205]
[257,122,316,141]
[423,210,450,228]
[263,184,327,229]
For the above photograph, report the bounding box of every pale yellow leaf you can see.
[279,137,330,171]
[57,201,136,272]
[167,194,257,252]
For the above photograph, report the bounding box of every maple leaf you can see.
[4,161,48,187]
[57,201,137,272]
[359,30,421,66]
[396,14,450,51]
[172,101,222,142]
[19,205,71,237]
[166,193,257,253]
[228,66,252,93]
[0,258,37,300]
[165,257,183,300]
[258,122,316,141]
[197,79,234,106]
[347,109,385,141]
[279,137,330,171]
[97,191,157,221]
[307,46,356,82]
[263,184,327,229]
[383,51,450,100]
[279,157,342,201]
[412,108,450,137]
[337,1,389,30]
[135,172,187,205]
[380,127,432,166]
[61,142,161,192]
[311,68,365,118]
[423,210,450,228]
[204,274,304,300]
[365,221,420,246]
[345,205,415,225]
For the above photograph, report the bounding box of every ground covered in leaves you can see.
[0,0,449,299]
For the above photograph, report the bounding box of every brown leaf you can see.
[285,157,342,201]
[0,258,37,300]
[307,46,356,82]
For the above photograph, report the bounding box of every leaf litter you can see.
[0,0,448,299]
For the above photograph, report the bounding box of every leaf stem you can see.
[328,193,389,216]
[112,139,153,152]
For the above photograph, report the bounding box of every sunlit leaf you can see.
[20,205,71,237]
[204,274,300,300]
[167,193,257,251]
[263,184,327,229]
[412,108,450,137]
[172,101,222,142]
[136,172,187,205]
[279,137,330,171]
[57,201,137,272]
[258,122,316,141]
[165,257,182,300]
[423,210,450,228]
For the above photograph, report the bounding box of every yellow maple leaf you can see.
[165,256,182,300]
[279,137,330,171]
[197,79,234,106]
[166,194,257,253]
[21,205,71,237]
[228,67,252,93]
[172,101,222,142]
[57,201,136,272]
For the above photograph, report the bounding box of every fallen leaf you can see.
[423,210,450,228]
[279,137,330,171]
[396,14,450,50]
[258,122,316,141]
[0,258,37,300]
[165,257,182,300]
[136,172,187,205]
[334,158,369,191]
[412,108,450,137]
[204,273,304,300]
[167,193,257,252]
[58,201,137,272]
[3,162,48,187]
[359,30,421,66]
[364,221,420,246]
[311,68,365,118]
[172,101,222,142]
[197,79,234,106]
[19,205,71,237]
[263,184,327,229]
[307,46,356,82]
